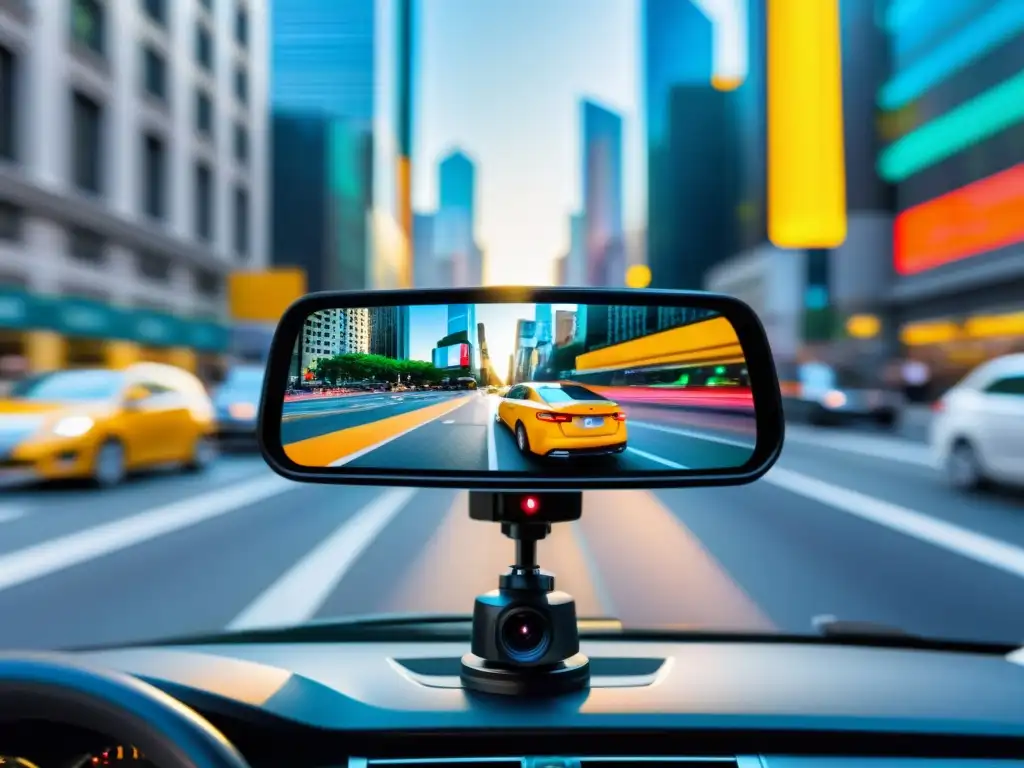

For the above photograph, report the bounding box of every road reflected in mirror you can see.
[279,301,757,476]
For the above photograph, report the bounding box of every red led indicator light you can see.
[521,496,540,515]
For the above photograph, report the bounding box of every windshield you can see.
[8,370,125,402]
[221,367,265,390]
[4,1,1022,655]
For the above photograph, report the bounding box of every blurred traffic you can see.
[0,0,1022,648]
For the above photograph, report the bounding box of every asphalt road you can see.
[2,419,1024,650]
[282,391,757,472]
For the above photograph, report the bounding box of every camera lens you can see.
[498,607,551,662]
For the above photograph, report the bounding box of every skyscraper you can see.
[369,306,410,359]
[271,2,375,291]
[581,101,624,287]
[643,0,742,289]
[412,213,436,287]
[439,151,476,223]
[272,1,374,122]
[433,150,482,286]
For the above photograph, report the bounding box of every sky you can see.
[408,303,576,374]
[412,0,644,286]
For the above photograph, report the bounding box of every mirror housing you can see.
[257,287,785,490]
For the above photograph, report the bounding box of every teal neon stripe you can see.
[878,69,1024,182]
[879,0,1024,110]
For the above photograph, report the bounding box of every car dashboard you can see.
[5,629,1024,768]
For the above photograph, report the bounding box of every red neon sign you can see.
[895,163,1024,276]
[459,343,469,368]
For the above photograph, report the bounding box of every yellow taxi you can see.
[0,363,217,488]
[495,381,627,458]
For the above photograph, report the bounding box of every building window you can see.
[199,0,213,10]
[233,65,248,105]
[141,0,166,26]
[142,45,167,101]
[0,45,16,161]
[142,133,165,220]
[71,90,102,194]
[0,202,23,242]
[138,250,171,281]
[194,161,213,241]
[71,0,105,57]
[233,122,248,164]
[68,227,106,264]
[233,185,249,257]
[196,90,213,136]
[235,5,248,48]
[195,25,213,71]
[196,269,221,297]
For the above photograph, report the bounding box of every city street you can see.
[3,420,1024,650]
[282,392,757,471]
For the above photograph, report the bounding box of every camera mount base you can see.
[460,492,590,697]
[460,652,591,696]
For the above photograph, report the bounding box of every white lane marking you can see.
[0,505,26,524]
[764,466,1024,579]
[328,397,474,467]
[0,475,295,593]
[442,420,455,424]
[487,396,498,472]
[228,487,417,629]
[629,420,755,450]
[626,447,687,469]
[784,426,936,468]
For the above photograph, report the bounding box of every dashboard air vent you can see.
[365,760,522,768]
[580,760,736,768]
[358,758,740,768]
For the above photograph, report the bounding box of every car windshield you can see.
[222,367,265,390]
[8,370,125,402]
[4,1,1023,656]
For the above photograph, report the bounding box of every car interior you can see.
[3,288,1023,768]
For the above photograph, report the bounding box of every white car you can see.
[930,353,1024,490]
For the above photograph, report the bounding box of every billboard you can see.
[435,342,469,369]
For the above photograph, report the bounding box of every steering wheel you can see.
[0,653,251,768]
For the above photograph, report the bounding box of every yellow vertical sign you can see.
[396,155,413,288]
[228,269,308,323]
[767,0,847,249]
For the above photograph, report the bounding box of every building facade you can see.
[581,100,624,287]
[270,0,375,293]
[879,0,1024,391]
[0,0,267,377]
[298,307,370,373]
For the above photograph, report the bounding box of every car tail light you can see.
[613,412,627,421]
[537,412,572,423]
[931,399,945,413]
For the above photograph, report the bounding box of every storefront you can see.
[897,300,1024,395]
[0,286,231,383]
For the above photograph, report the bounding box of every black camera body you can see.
[461,491,590,696]
[470,584,579,666]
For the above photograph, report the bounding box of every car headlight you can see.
[822,390,847,409]
[228,402,257,420]
[52,415,95,437]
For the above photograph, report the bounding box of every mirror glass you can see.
[279,302,757,475]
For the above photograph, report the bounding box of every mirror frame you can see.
[258,286,785,490]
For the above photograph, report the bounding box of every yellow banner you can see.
[228,269,307,323]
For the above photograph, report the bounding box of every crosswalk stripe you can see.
[227,487,418,629]
[0,475,295,593]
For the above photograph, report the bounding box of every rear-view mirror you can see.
[257,287,784,490]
